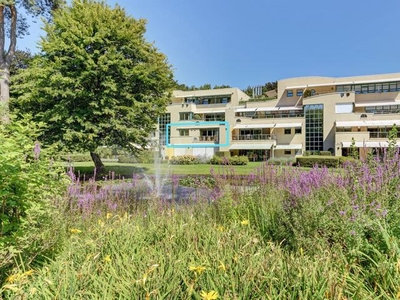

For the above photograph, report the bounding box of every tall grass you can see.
[2,154,400,299]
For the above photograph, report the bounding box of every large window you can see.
[365,105,400,114]
[200,129,219,141]
[185,95,231,105]
[287,90,293,97]
[304,104,324,152]
[336,81,400,94]
[236,109,304,119]
[158,113,170,146]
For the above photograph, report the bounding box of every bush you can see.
[268,157,295,166]
[0,119,68,284]
[118,155,137,163]
[169,155,200,165]
[320,151,332,156]
[338,156,358,166]
[296,156,339,168]
[210,155,249,165]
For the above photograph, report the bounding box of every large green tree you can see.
[12,0,174,175]
[0,0,64,124]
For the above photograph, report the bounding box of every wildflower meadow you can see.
[2,125,400,299]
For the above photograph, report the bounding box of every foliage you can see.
[210,155,249,165]
[174,82,231,91]
[12,0,174,174]
[10,49,34,76]
[4,157,400,298]
[296,156,339,168]
[319,150,332,156]
[169,155,201,165]
[0,118,68,284]
[350,137,359,159]
[267,157,295,166]
[0,0,64,123]
[387,124,398,159]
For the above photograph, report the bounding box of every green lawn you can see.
[67,161,265,177]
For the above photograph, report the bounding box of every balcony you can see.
[232,134,276,141]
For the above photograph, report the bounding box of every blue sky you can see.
[18,0,400,90]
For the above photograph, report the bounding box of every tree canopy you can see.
[0,0,64,123]
[12,0,174,174]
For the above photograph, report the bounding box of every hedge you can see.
[296,156,339,168]
[210,155,249,165]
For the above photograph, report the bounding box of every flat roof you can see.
[285,77,400,90]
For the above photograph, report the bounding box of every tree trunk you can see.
[0,69,10,124]
[90,152,106,179]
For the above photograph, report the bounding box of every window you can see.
[304,104,324,152]
[158,113,171,146]
[284,150,291,155]
[286,90,293,97]
[179,112,193,120]
[295,128,302,134]
[296,90,303,96]
[179,129,189,136]
[284,128,291,134]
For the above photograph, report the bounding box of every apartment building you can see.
[159,72,400,160]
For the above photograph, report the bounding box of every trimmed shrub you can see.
[296,156,339,168]
[118,155,137,163]
[210,155,249,165]
[215,151,230,157]
[169,155,200,165]
[268,157,296,166]
[320,151,332,156]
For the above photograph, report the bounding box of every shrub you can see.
[296,156,339,168]
[320,151,332,156]
[210,155,249,165]
[169,155,200,165]
[0,119,69,284]
[118,155,137,163]
[268,157,296,166]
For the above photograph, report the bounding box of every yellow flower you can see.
[98,220,105,227]
[6,274,20,283]
[240,219,249,226]
[6,270,34,283]
[200,290,219,300]
[217,225,225,232]
[189,265,206,275]
[106,212,112,220]
[103,255,111,263]
[70,228,82,234]
[218,261,226,272]
[22,270,34,277]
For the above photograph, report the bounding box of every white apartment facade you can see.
[158,72,400,160]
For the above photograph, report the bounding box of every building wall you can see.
[161,73,400,160]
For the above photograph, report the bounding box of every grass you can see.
[3,157,400,299]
